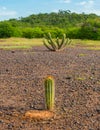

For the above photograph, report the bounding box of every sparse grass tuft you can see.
[78,53,86,57]
[76,76,86,81]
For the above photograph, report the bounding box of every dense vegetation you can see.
[0,10,100,40]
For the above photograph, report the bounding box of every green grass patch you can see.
[0,37,43,50]
[71,39,100,51]
[0,37,100,50]
[72,39,100,47]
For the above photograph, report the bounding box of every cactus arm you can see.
[43,39,54,51]
[60,38,72,50]
[47,39,57,50]
[46,33,57,50]
[63,38,72,47]
[44,32,57,51]
[56,37,60,49]
[58,34,66,49]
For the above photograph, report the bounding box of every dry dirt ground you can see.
[0,46,100,130]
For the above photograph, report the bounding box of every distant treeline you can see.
[0,10,100,40]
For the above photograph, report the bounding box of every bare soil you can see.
[0,46,100,130]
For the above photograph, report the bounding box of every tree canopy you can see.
[0,10,100,40]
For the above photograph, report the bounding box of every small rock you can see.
[30,104,34,109]
[96,109,100,114]
[6,69,9,72]
[11,51,15,53]
[65,76,71,80]
[8,123,14,129]
[0,120,3,124]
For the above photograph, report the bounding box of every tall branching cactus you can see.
[43,32,72,51]
[44,76,55,111]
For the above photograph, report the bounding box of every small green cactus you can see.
[43,32,72,51]
[44,76,55,111]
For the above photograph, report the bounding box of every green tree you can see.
[0,22,14,38]
[97,28,100,40]
[79,22,98,40]
[66,27,80,39]
[22,28,34,38]
[32,27,44,38]
[13,27,23,37]
[22,27,43,38]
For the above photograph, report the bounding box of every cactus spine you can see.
[44,76,55,111]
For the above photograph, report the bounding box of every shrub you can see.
[22,28,34,38]
[32,27,44,38]
[78,23,98,40]
[13,27,23,37]
[0,22,14,38]
[44,27,65,38]
[22,27,44,38]
[66,27,80,39]
[97,28,100,40]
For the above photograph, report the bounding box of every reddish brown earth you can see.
[0,46,100,130]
